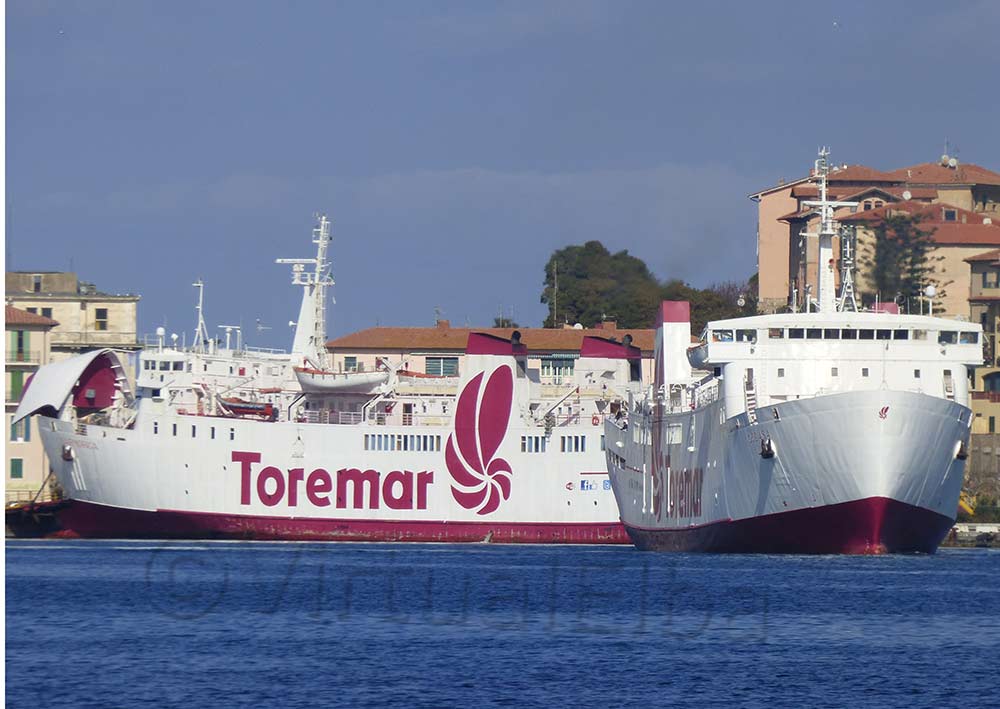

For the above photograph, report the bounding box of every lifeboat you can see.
[292,367,389,394]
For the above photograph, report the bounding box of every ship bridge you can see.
[689,311,982,417]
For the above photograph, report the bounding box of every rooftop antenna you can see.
[256,318,271,333]
[799,147,858,313]
[192,279,211,352]
[552,261,559,328]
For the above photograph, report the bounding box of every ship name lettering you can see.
[232,451,433,510]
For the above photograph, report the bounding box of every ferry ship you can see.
[604,150,981,553]
[15,217,641,543]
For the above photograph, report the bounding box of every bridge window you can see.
[841,329,858,339]
[777,368,785,378]
[768,328,784,339]
[831,367,838,377]
[913,330,928,340]
[939,331,958,344]
[824,329,840,339]
[736,329,756,343]
[806,328,822,339]
[876,330,891,340]
[893,330,909,340]
[862,368,870,377]
[859,330,875,340]
[173,361,184,371]
[960,332,979,344]
[914,369,921,378]
[711,330,734,342]
[788,328,804,339]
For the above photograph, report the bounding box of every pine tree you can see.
[859,214,944,306]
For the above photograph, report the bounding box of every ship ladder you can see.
[744,371,758,425]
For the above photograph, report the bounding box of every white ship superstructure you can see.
[604,149,981,553]
[15,216,641,543]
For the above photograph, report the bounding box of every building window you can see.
[943,209,957,222]
[10,458,23,479]
[863,201,872,211]
[425,356,459,376]
[991,417,996,434]
[862,368,870,377]
[831,367,838,377]
[541,357,576,379]
[172,423,177,436]
[42,307,52,319]
[777,368,785,378]
[914,369,921,378]
[153,422,159,434]
[344,356,358,373]
[9,371,24,400]
[95,308,109,331]
[26,307,37,314]
[32,275,42,293]
[10,417,30,442]
[230,428,235,441]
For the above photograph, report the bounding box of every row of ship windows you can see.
[521,435,606,453]
[713,328,979,344]
[364,434,442,452]
[152,422,236,440]
[774,367,952,379]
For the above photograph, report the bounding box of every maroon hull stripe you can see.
[53,501,630,544]
[626,496,955,554]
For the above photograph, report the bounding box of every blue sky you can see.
[7,0,999,346]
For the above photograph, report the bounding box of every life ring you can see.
[591,415,600,426]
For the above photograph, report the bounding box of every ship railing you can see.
[301,410,364,425]
[75,422,88,436]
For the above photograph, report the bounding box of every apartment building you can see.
[5,305,58,502]
[750,156,1000,313]
[5,271,140,362]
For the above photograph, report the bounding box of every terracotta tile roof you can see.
[825,165,899,183]
[886,162,1000,186]
[327,325,657,354]
[965,248,1000,263]
[5,305,59,327]
[841,201,995,226]
[927,223,1000,245]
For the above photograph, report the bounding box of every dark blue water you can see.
[6,541,999,708]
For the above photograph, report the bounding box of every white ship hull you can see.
[605,389,970,553]
[38,411,626,543]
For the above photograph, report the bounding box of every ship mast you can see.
[192,279,211,352]
[276,215,334,369]
[799,147,857,313]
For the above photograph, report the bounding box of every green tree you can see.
[540,241,661,328]
[492,316,519,328]
[859,215,943,306]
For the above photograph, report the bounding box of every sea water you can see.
[5,541,999,708]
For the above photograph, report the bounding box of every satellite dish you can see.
[902,190,912,201]
[940,154,950,166]
[573,323,584,330]
[737,295,746,308]
[155,326,165,337]
[924,285,937,298]
[948,158,958,168]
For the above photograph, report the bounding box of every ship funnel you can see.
[654,301,692,394]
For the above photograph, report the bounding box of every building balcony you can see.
[52,330,139,349]
[5,350,41,365]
